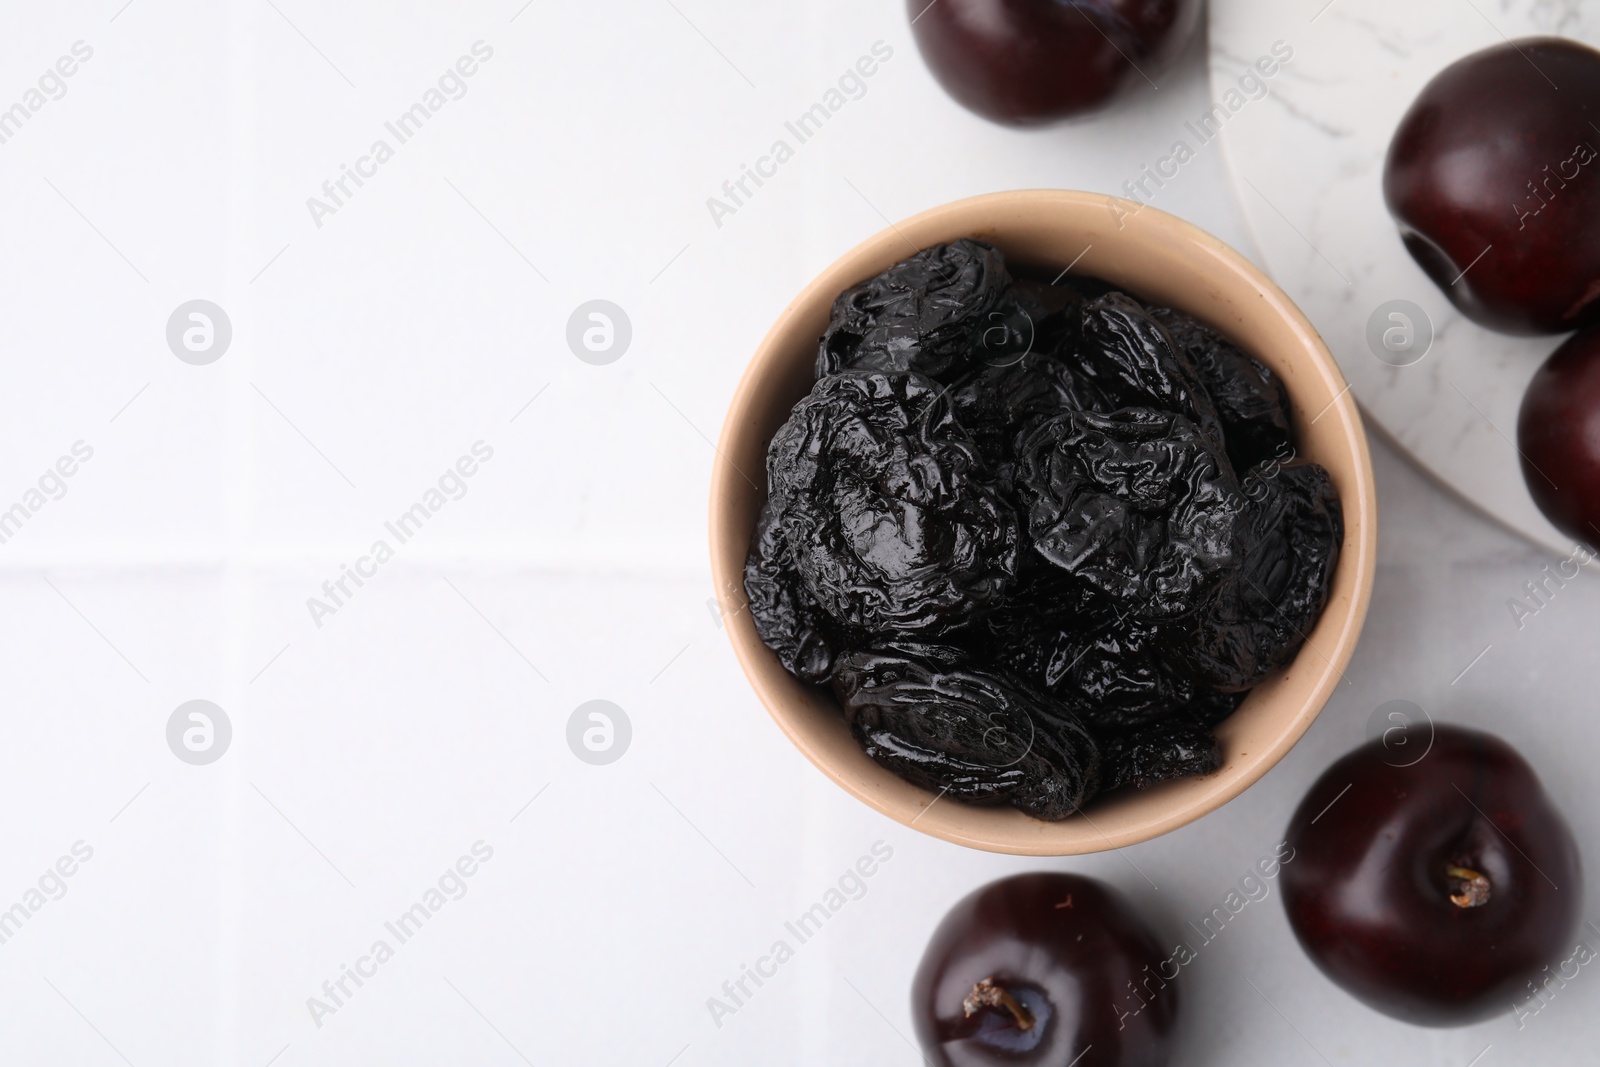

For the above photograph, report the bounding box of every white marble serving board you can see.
[1208,0,1599,554]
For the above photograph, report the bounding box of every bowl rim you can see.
[709,189,1378,856]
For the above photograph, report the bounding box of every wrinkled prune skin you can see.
[949,352,1102,483]
[1099,718,1223,792]
[982,611,1094,694]
[972,572,1198,730]
[831,652,1100,820]
[976,560,1114,687]
[1153,306,1292,471]
[1181,463,1343,691]
[744,500,840,684]
[1014,408,1245,619]
[1078,292,1224,444]
[765,371,1021,637]
[874,637,973,671]
[817,239,1020,380]
[744,241,1346,819]
[986,618,1084,692]
[1049,619,1197,730]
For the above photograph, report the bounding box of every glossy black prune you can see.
[1077,292,1224,445]
[1181,463,1343,691]
[949,351,1102,482]
[743,499,841,684]
[1152,306,1292,471]
[817,239,1021,380]
[986,623,1084,694]
[1014,407,1244,619]
[1049,619,1196,730]
[975,567,1199,733]
[765,371,1021,638]
[744,240,1344,820]
[1099,717,1222,792]
[831,652,1100,820]
[874,638,976,671]
[980,594,1105,695]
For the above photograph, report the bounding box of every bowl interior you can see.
[710,190,1376,856]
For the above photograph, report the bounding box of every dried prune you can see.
[1077,292,1223,444]
[1099,718,1222,792]
[975,562,1114,687]
[981,611,1090,693]
[1153,305,1292,471]
[743,239,1344,822]
[1047,618,1196,729]
[874,637,974,672]
[985,619,1083,691]
[831,652,1100,820]
[765,371,1020,637]
[1181,463,1342,691]
[949,351,1102,481]
[817,239,1020,380]
[744,500,841,684]
[1013,407,1244,619]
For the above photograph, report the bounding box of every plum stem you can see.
[963,977,1035,1032]
[1446,864,1492,908]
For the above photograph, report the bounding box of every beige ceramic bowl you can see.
[709,190,1376,856]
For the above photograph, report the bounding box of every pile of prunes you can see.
[745,239,1342,820]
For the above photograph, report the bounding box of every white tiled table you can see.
[0,2,1593,1064]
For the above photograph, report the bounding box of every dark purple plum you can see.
[907,0,1202,125]
[1384,38,1600,335]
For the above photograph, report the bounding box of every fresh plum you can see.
[913,872,1177,1065]
[907,0,1202,125]
[1519,323,1600,545]
[1282,724,1581,1026]
[1384,38,1600,335]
